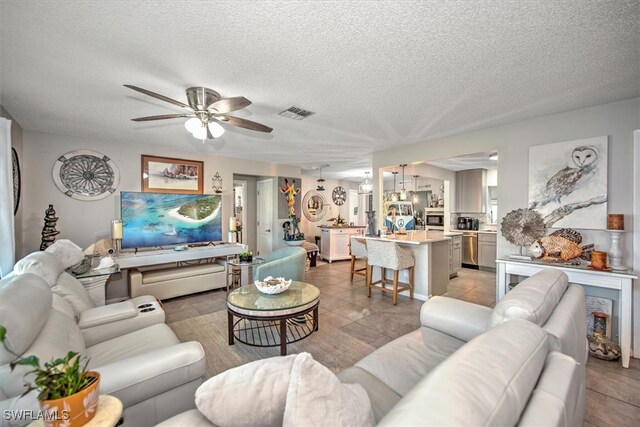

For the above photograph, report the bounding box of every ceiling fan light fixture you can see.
[185,117,202,134]
[191,125,207,140]
[208,121,225,138]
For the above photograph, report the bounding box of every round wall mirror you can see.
[302,190,328,222]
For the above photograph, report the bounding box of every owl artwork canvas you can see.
[528,136,607,229]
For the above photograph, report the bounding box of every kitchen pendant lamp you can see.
[391,171,399,202]
[399,164,407,201]
[358,172,372,194]
[412,175,419,203]
[316,165,328,191]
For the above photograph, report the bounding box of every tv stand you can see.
[115,243,245,269]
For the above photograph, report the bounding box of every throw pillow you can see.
[195,354,297,426]
[45,239,85,268]
[13,252,64,286]
[283,353,375,427]
[52,272,95,315]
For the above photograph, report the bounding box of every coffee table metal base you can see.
[228,303,319,355]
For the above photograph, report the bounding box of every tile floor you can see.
[163,260,640,427]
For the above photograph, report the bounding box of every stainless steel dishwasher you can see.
[462,232,478,268]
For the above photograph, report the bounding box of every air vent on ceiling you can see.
[278,106,315,120]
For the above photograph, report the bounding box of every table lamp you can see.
[111,219,123,255]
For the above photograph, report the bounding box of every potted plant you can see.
[329,214,347,227]
[0,325,100,427]
[239,250,253,263]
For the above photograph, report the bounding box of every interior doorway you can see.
[257,178,273,255]
[233,180,247,244]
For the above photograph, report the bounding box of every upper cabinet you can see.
[455,169,487,213]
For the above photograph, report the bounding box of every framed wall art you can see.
[141,155,204,194]
[53,149,120,201]
[528,136,607,229]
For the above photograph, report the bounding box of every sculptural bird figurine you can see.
[530,145,598,209]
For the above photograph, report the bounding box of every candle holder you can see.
[607,230,625,270]
[111,219,123,255]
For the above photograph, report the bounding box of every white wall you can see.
[298,175,360,241]
[1,106,24,258]
[20,130,301,256]
[373,98,640,264]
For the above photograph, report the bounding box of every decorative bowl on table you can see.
[284,240,305,247]
[254,276,292,294]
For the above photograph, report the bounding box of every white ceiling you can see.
[1,1,639,180]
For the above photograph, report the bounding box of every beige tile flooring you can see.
[163,260,640,426]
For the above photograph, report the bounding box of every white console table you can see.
[496,259,637,368]
[114,243,245,269]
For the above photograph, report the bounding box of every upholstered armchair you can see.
[252,247,306,282]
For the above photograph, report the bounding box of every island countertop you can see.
[362,230,450,245]
[319,225,366,229]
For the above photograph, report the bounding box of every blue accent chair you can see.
[252,247,306,282]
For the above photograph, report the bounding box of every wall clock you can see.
[332,186,347,206]
[12,148,20,215]
[52,149,120,201]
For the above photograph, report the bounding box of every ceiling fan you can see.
[124,85,273,140]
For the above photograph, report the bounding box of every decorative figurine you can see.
[529,228,593,265]
[40,204,60,251]
[587,311,621,361]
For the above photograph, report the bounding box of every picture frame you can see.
[141,155,204,194]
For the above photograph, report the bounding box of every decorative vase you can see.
[607,230,625,270]
[39,371,100,427]
[587,312,621,361]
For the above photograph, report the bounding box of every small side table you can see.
[28,395,123,427]
[70,263,120,306]
[226,257,265,289]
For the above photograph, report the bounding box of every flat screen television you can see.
[120,191,222,249]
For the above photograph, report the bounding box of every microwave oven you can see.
[425,212,444,226]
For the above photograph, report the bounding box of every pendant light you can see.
[412,175,419,203]
[399,164,407,201]
[391,171,399,202]
[358,171,372,194]
[316,165,327,191]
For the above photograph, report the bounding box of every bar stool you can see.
[349,235,368,283]
[366,240,414,305]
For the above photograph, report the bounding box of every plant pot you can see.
[239,255,252,263]
[39,371,100,427]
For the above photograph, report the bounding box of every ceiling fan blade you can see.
[220,115,273,133]
[206,126,214,140]
[208,96,252,114]
[124,85,191,110]
[131,114,193,122]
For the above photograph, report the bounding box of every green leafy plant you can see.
[0,325,96,400]
[239,250,253,258]
[328,214,346,226]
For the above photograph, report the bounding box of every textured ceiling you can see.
[1,1,639,180]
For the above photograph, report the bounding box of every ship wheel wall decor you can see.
[52,150,120,201]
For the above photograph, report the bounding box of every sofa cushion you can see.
[489,269,568,328]
[195,353,298,426]
[13,251,65,286]
[355,326,465,396]
[52,271,95,315]
[283,353,374,427]
[87,323,179,368]
[337,366,401,424]
[542,284,588,366]
[518,352,582,427]
[44,239,85,268]
[0,274,52,363]
[378,319,549,427]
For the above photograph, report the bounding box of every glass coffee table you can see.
[227,281,320,355]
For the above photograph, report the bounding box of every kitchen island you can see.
[361,230,450,300]
[319,225,366,262]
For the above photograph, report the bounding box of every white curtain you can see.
[0,117,15,277]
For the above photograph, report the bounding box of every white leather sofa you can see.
[129,262,226,300]
[12,252,165,346]
[0,258,206,427]
[160,269,587,426]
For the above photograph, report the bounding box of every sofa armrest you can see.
[95,341,205,408]
[78,300,137,329]
[420,296,492,342]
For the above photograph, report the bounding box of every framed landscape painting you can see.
[141,155,204,194]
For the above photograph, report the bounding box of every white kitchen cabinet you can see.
[478,232,497,270]
[448,235,462,278]
[320,227,364,263]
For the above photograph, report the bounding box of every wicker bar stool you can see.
[366,240,414,305]
[349,235,368,283]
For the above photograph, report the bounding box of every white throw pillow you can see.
[283,353,375,427]
[13,252,64,286]
[195,354,297,426]
[52,272,95,315]
[45,239,85,268]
